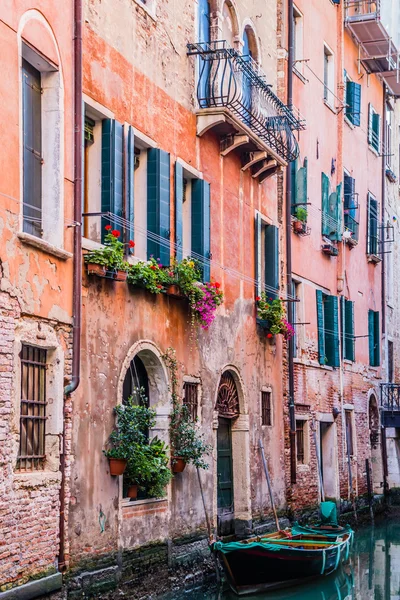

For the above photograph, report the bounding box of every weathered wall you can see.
[0,1,74,591]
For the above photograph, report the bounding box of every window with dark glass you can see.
[367,193,379,257]
[345,410,354,457]
[183,382,199,421]
[296,420,305,464]
[18,345,47,471]
[261,391,272,426]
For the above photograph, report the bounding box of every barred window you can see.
[261,391,272,426]
[296,420,305,464]
[18,345,47,471]
[183,382,198,421]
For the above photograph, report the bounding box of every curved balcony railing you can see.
[187,41,303,163]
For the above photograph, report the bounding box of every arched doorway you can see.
[216,371,240,535]
[369,394,383,494]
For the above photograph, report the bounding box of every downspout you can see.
[381,86,388,495]
[286,0,296,485]
[58,0,83,571]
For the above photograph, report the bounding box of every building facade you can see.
[0,0,75,595]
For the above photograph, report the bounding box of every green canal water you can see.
[165,520,400,600]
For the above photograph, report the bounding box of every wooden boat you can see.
[211,529,352,596]
[292,522,354,539]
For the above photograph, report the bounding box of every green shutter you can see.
[374,311,380,366]
[101,119,124,241]
[345,300,355,362]
[126,125,134,244]
[175,162,183,261]
[367,194,378,256]
[294,158,308,218]
[290,158,298,214]
[265,225,279,299]
[192,179,211,281]
[321,172,331,237]
[325,295,340,367]
[372,113,380,152]
[368,310,375,366]
[368,103,373,146]
[346,81,361,126]
[255,213,262,297]
[316,290,326,365]
[334,182,343,242]
[147,148,171,265]
[340,296,345,360]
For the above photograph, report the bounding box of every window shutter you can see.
[321,172,331,237]
[255,213,262,297]
[125,125,134,243]
[340,295,345,360]
[198,0,210,107]
[325,295,340,367]
[192,179,211,281]
[101,119,124,241]
[372,113,380,152]
[290,158,298,213]
[334,182,343,242]
[368,309,375,366]
[345,300,355,362]
[175,162,183,261]
[296,158,308,215]
[374,311,380,366]
[367,194,378,255]
[368,103,373,146]
[147,148,171,265]
[316,290,325,365]
[265,225,279,299]
[346,81,361,126]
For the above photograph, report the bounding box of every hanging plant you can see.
[256,293,294,340]
[84,226,130,279]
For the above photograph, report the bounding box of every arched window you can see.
[197,0,210,107]
[122,355,149,406]
[221,2,236,47]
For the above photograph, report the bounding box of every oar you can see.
[312,419,325,503]
[258,439,280,531]
[196,467,220,583]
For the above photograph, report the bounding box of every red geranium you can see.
[112,230,121,238]
[105,225,112,231]
[156,284,163,289]
[214,282,221,289]
[129,240,135,248]
[256,296,261,302]
[267,333,273,339]
[150,265,158,270]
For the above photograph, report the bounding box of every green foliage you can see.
[104,390,172,498]
[295,205,308,223]
[169,404,212,470]
[256,293,294,339]
[84,228,129,271]
[127,258,167,294]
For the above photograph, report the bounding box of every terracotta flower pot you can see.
[127,484,138,499]
[108,458,127,476]
[114,270,128,282]
[293,220,305,234]
[172,457,186,473]
[87,263,106,277]
[165,284,182,297]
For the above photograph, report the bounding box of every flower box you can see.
[113,269,128,282]
[87,263,107,277]
[322,243,338,256]
[164,283,183,297]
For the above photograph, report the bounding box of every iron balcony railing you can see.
[187,41,303,163]
[381,383,400,411]
[345,0,380,22]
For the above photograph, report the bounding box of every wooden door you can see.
[217,417,234,535]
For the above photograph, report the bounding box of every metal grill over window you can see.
[261,391,272,426]
[345,410,354,457]
[296,420,305,464]
[18,345,47,471]
[183,382,198,421]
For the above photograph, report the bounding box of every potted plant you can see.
[169,404,212,473]
[256,293,294,340]
[293,206,307,234]
[84,226,130,280]
[163,258,202,298]
[191,281,224,329]
[127,258,166,293]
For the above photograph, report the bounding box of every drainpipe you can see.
[381,87,386,339]
[58,0,83,571]
[286,0,296,485]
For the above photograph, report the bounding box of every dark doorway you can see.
[122,355,149,405]
[217,417,234,535]
[319,421,337,498]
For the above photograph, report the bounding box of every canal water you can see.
[164,520,400,600]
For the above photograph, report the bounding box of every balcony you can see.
[344,0,400,96]
[187,41,303,179]
[381,384,400,427]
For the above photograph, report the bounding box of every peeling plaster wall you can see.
[0,1,74,591]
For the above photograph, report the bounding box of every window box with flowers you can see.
[84,226,132,280]
[256,293,294,340]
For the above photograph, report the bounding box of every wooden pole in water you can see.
[196,467,220,583]
[258,439,280,531]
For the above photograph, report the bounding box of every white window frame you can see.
[293,5,304,77]
[323,43,335,109]
[260,386,273,428]
[295,415,310,467]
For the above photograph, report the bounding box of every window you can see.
[368,104,381,153]
[291,157,308,220]
[385,105,393,169]
[368,310,380,367]
[388,340,394,382]
[341,297,355,362]
[344,72,361,126]
[321,173,342,241]
[316,291,340,367]
[296,420,306,464]
[345,410,354,457]
[261,391,272,426]
[367,192,380,257]
[292,281,301,357]
[293,6,304,76]
[183,381,199,421]
[343,172,359,243]
[18,345,47,471]
[323,45,335,108]
[175,162,211,280]
[22,60,42,238]
[255,214,279,299]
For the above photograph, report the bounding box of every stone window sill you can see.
[344,116,355,130]
[293,68,307,84]
[18,232,72,261]
[14,470,61,487]
[133,0,157,21]
[368,144,380,158]
[122,497,167,508]
[324,100,337,115]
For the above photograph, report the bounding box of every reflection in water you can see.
[163,521,400,600]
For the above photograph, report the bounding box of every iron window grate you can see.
[183,382,198,421]
[261,391,272,426]
[296,420,305,464]
[17,345,47,471]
